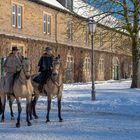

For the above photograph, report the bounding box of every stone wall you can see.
[0,35,132,82]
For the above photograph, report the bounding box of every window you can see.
[43,14,47,33]
[83,57,91,81]
[11,43,27,57]
[47,15,51,35]
[12,3,23,29]
[100,32,103,47]
[12,4,16,27]
[99,57,104,74]
[43,13,51,35]
[67,55,74,69]
[67,21,73,40]
[85,26,89,47]
[65,55,74,83]
[17,6,22,28]
[65,0,73,11]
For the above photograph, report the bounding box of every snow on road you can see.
[0,80,140,140]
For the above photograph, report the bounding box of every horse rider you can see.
[3,46,23,94]
[33,47,54,92]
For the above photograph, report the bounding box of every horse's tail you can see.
[0,97,2,115]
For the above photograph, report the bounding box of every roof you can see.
[29,0,69,12]
[38,0,67,10]
[30,0,122,30]
[73,0,124,30]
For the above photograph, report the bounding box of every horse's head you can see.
[51,55,61,79]
[22,58,31,79]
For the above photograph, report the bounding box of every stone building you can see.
[0,0,132,83]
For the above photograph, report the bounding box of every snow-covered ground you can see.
[0,80,140,140]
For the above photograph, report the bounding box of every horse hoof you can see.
[16,123,20,128]
[30,117,33,120]
[59,119,63,122]
[11,116,15,120]
[27,122,32,126]
[46,120,50,123]
[1,119,4,123]
[34,115,38,119]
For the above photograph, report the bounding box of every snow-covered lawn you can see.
[0,80,140,140]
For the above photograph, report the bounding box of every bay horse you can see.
[0,58,33,128]
[31,55,63,122]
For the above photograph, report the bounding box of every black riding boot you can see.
[38,84,43,93]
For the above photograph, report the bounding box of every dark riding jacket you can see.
[33,53,53,84]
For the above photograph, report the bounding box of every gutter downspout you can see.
[55,11,59,55]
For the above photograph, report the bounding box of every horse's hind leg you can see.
[8,96,14,120]
[46,97,51,123]
[0,98,2,115]
[58,96,63,122]
[16,99,22,128]
[1,95,6,122]
[9,99,14,120]
[0,97,2,115]
[31,95,39,119]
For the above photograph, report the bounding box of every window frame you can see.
[17,5,22,29]
[12,2,23,29]
[67,20,73,40]
[12,4,17,27]
[43,12,52,35]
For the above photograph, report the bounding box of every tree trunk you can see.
[131,36,139,88]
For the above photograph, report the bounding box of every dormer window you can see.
[65,0,73,11]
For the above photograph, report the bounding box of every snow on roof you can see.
[73,0,122,29]
[37,0,121,29]
[38,0,68,11]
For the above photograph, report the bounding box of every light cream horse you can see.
[31,56,63,122]
[0,58,33,128]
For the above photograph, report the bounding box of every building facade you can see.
[0,0,132,83]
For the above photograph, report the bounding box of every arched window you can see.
[65,54,74,83]
[112,57,120,80]
[99,57,104,74]
[97,56,104,80]
[83,57,91,82]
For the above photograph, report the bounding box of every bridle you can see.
[50,60,63,92]
[18,60,31,84]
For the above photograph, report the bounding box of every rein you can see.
[18,65,30,84]
[50,75,63,94]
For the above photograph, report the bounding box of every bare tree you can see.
[73,0,140,88]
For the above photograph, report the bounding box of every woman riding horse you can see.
[32,55,63,123]
[33,47,54,92]
[0,46,23,122]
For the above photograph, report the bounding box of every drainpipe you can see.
[55,12,59,55]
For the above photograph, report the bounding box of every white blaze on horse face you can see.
[52,64,60,75]
[23,59,31,78]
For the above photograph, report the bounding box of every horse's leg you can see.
[32,94,39,119]
[58,96,63,122]
[0,98,2,115]
[26,99,32,126]
[46,97,51,123]
[8,96,14,120]
[1,95,6,122]
[16,99,22,128]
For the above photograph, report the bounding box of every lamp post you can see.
[88,18,96,101]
